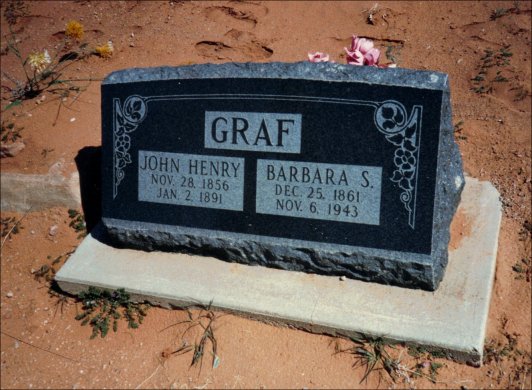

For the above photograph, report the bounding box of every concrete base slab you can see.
[1,171,81,212]
[55,177,501,365]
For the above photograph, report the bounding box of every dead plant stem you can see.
[1,331,79,362]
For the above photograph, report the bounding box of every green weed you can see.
[490,8,510,20]
[471,46,514,95]
[385,44,402,65]
[2,0,28,26]
[75,287,149,339]
[512,258,531,282]
[490,4,521,21]
[454,120,467,140]
[1,213,27,249]
[1,216,23,239]
[68,209,86,238]
[1,121,23,143]
[33,252,71,283]
[510,86,530,102]
[484,320,532,388]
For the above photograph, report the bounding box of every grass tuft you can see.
[332,336,451,385]
[160,300,222,372]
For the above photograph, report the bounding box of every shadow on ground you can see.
[75,146,102,232]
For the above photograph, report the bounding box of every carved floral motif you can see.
[374,100,422,228]
[113,95,147,198]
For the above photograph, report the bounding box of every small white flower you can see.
[28,49,52,74]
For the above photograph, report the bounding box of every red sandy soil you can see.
[1,1,531,388]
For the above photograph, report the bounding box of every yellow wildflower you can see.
[27,49,51,74]
[95,41,114,58]
[65,20,84,40]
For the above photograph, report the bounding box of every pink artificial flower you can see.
[344,35,381,66]
[350,36,374,53]
[366,48,381,66]
[344,47,364,66]
[308,52,330,63]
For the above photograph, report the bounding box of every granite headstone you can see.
[101,62,464,290]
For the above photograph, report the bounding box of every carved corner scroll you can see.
[374,100,422,228]
[113,95,147,198]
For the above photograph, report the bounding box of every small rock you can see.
[48,158,65,176]
[0,141,25,158]
[70,117,76,122]
[6,291,13,298]
[339,276,346,281]
[49,225,59,236]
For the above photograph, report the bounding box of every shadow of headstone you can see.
[75,146,102,233]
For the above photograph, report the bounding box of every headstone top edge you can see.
[102,62,449,91]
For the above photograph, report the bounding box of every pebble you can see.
[49,225,59,236]
[6,291,13,298]
[1,141,25,157]
[339,276,346,281]
[70,117,76,122]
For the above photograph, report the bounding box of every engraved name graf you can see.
[112,95,422,227]
[204,111,302,153]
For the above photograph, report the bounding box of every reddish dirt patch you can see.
[449,208,472,251]
[1,1,531,389]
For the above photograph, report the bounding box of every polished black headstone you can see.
[101,62,464,290]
